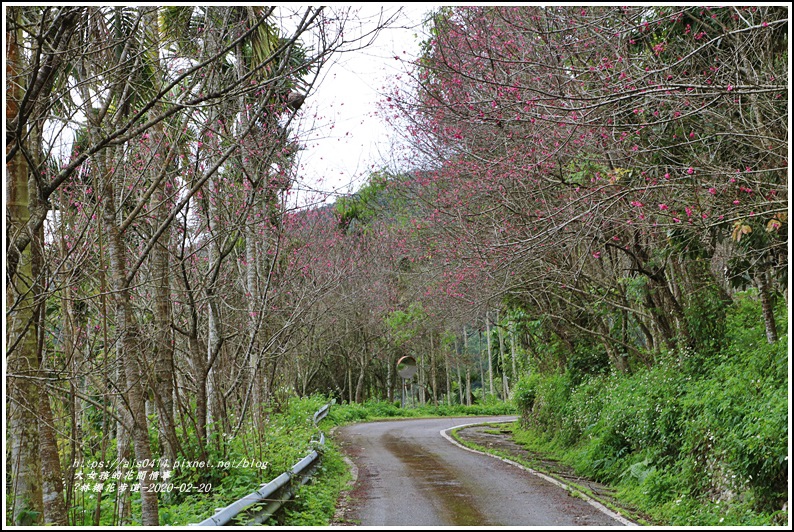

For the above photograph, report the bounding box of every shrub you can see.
[513,373,541,425]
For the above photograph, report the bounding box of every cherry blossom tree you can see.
[387,5,787,370]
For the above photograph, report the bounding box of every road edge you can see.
[441,421,638,527]
[328,426,360,526]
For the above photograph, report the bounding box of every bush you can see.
[513,373,540,424]
[523,372,575,440]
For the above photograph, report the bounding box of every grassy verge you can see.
[510,292,788,527]
[507,421,788,527]
[272,442,352,526]
[156,395,333,525]
[324,398,515,425]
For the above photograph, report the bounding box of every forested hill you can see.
[6,5,788,526]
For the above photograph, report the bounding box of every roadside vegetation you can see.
[66,396,331,526]
[511,292,788,526]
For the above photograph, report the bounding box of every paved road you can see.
[334,416,632,527]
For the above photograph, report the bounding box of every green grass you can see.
[156,395,333,525]
[324,398,515,427]
[277,443,351,526]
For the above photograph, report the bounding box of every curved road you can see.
[334,416,632,527]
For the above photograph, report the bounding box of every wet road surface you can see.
[334,416,632,526]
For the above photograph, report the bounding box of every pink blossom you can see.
[687,167,694,175]
[659,203,669,210]
[708,187,717,195]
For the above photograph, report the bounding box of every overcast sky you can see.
[289,4,438,206]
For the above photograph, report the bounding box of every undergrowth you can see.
[512,291,789,526]
[325,396,515,426]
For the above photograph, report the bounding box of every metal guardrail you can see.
[192,402,332,526]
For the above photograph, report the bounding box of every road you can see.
[334,416,632,527]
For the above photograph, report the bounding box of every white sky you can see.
[289,4,438,206]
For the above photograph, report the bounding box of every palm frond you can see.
[159,6,202,56]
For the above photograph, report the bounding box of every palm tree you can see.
[6,7,81,525]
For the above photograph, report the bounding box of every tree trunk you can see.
[39,385,68,525]
[757,270,778,344]
[206,252,221,440]
[6,13,44,521]
[456,355,463,406]
[347,364,354,404]
[466,368,472,407]
[195,366,210,450]
[497,314,509,400]
[152,225,179,464]
[115,344,133,525]
[151,173,179,470]
[144,5,179,471]
[510,323,518,382]
[429,333,438,406]
[418,355,426,405]
[485,320,494,398]
[103,175,159,526]
[444,347,452,406]
[386,355,393,402]
[246,229,261,415]
[355,353,366,403]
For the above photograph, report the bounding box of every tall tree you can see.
[6,8,44,523]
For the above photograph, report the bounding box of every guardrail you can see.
[192,402,332,526]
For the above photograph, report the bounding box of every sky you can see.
[288,5,438,206]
